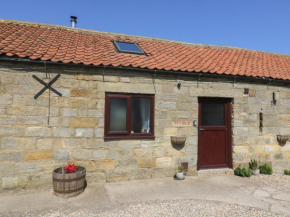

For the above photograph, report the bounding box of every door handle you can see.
[198,128,205,134]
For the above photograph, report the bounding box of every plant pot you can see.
[171,136,186,146]
[176,172,185,180]
[251,169,260,176]
[52,166,86,198]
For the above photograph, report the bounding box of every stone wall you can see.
[0,61,290,190]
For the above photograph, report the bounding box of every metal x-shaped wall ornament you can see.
[33,74,62,99]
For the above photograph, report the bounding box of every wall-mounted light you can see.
[177,82,181,89]
[193,120,197,127]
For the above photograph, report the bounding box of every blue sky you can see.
[1,0,289,55]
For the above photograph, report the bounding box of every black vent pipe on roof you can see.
[70,16,77,28]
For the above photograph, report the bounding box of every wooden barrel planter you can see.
[52,166,86,198]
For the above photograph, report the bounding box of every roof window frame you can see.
[113,41,145,55]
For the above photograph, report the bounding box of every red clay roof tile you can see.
[1,20,290,80]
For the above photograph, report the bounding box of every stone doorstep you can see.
[197,168,234,177]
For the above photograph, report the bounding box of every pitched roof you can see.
[1,20,290,80]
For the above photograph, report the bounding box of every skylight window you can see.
[113,41,144,55]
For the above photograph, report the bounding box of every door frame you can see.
[197,97,233,170]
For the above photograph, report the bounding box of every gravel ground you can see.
[5,199,283,217]
[250,173,290,191]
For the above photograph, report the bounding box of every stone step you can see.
[197,168,234,177]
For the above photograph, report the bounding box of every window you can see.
[105,93,154,139]
[113,41,145,55]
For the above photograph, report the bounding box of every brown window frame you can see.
[104,93,155,139]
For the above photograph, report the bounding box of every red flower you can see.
[64,164,78,173]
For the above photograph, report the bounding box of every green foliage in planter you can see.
[259,164,273,175]
[177,164,184,173]
[249,159,258,170]
[234,165,252,177]
[284,170,290,175]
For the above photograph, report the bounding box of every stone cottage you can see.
[0,19,290,190]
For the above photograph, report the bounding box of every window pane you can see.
[131,98,151,133]
[201,103,225,126]
[115,41,143,53]
[110,98,127,131]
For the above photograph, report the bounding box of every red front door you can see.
[197,98,232,170]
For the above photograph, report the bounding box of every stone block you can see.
[108,149,133,159]
[265,145,280,153]
[86,139,107,149]
[133,148,153,157]
[71,149,91,160]
[172,156,196,166]
[164,128,178,136]
[61,138,82,149]
[94,128,104,138]
[233,146,249,154]
[0,94,12,105]
[233,120,244,127]
[15,162,35,174]
[166,147,185,157]
[186,145,197,155]
[75,128,94,137]
[120,77,130,83]
[154,147,165,157]
[95,159,115,171]
[2,176,18,189]
[7,105,45,116]
[106,170,129,182]
[0,127,24,137]
[70,118,98,128]
[129,168,151,180]
[0,151,23,161]
[249,145,265,153]
[233,127,248,135]
[60,108,78,117]
[98,82,155,94]
[86,172,106,184]
[1,137,16,149]
[156,157,172,167]
[2,138,36,150]
[273,161,290,173]
[156,102,176,110]
[92,150,108,159]
[0,162,15,176]
[151,168,166,178]
[53,127,74,137]
[24,150,52,161]
[17,176,29,188]
[35,161,56,173]
[87,99,98,109]
[26,127,52,137]
[138,157,156,168]
[88,110,104,118]
[36,139,54,149]
[0,115,16,125]
[115,158,138,169]
[17,116,47,125]
[70,98,87,109]
[71,89,93,97]
[26,174,52,188]
[53,149,70,160]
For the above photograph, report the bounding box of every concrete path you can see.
[0,175,289,216]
